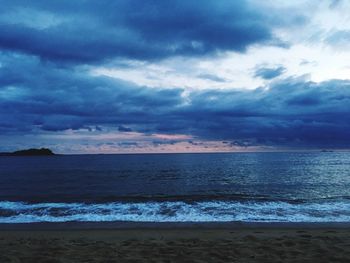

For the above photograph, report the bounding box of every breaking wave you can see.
[0,200,349,223]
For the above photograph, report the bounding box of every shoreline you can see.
[1,221,350,230]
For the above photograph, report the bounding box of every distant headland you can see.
[0,148,55,156]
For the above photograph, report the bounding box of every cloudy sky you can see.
[0,0,349,153]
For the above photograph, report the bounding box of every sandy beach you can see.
[0,223,349,262]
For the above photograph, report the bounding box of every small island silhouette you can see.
[0,148,55,156]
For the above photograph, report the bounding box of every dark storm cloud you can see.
[0,1,348,150]
[0,53,183,133]
[254,66,286,80]
[0,0,276,63]
[181,78,350,148]
[1,53,349,148]
[118,125,132,132]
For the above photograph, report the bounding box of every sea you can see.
[0,152,349,223]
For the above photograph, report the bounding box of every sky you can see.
[0,0,349,154]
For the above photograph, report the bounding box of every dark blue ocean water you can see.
[0,152,349,223]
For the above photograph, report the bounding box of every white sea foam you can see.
[0,200,350,223]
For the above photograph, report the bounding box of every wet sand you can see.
[0,224,349,262]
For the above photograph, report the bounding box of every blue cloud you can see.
[0,0,278,63]
[0,1,348,151]
[326,30,350,47]
[197,74,227,83]
[118,125,132,132]
[254,66,286,80]
[1,53,349,149]
[0,53,183,133]
[181,78,350,147]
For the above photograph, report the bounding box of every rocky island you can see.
[0,148,55,156]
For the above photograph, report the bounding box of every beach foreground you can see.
[0,225,349,263]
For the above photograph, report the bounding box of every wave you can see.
[5,194,350,204]
[0,200,349,223]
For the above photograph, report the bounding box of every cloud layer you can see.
[0,0,277,63]
[0,0,349,152]
[1,53,349,150]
